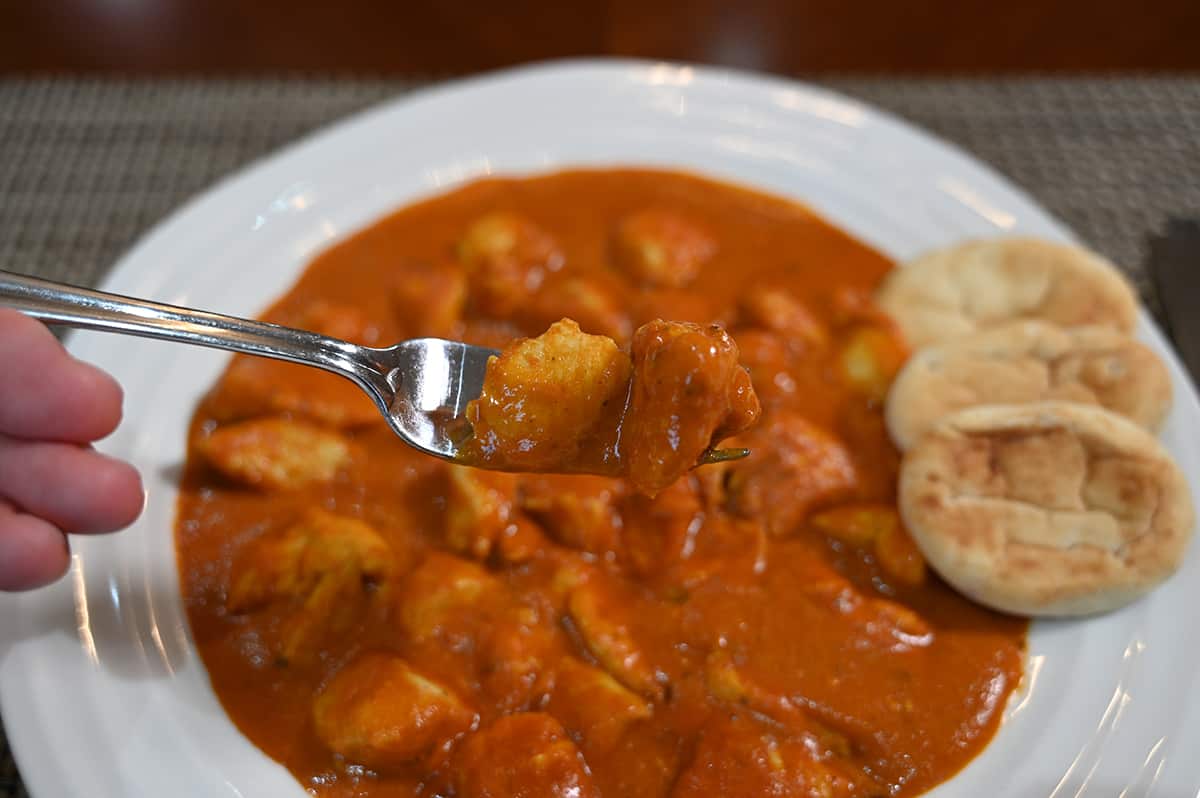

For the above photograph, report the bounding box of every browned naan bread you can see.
[899,402,1194,616]
[877,238,1138,348]
[886,321,1172,450]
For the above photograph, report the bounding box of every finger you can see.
[0,435,144,534]
[0,308,125,443]
[0,500,70,591]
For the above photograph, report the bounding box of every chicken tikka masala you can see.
[177,169,1026,798]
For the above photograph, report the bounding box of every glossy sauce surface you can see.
[177,170,1026,797]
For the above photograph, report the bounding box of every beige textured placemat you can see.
[2,75,1199,797]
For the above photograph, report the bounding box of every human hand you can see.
[0,308,143,591]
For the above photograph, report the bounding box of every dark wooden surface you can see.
[3,0,1199,74]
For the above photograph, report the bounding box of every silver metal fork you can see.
[0,270,495,461]
[0,270,748,467]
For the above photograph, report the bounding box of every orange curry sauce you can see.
[176,170,1026,797]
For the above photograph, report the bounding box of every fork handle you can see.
[0,269,370,383]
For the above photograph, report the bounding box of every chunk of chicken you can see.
[465,319,632,472]
[477,604,560,712]
[205,301,384,427]
[671,713,871,798]
[631,288,728,328]
[809,503,896,547]
[727,412,857,536]
[622,320,761,495]
[838,324,908,403]
[397,553,557,710]
[198,418,351,491]
[866,598,934,649]
[546,656,652,753]
[732,329,799,406]
[494,514,551,565]
[566,579,665,700]
[621,476,705,578]
[227,509,392,612]
[524,273,633,343]
[392,260,467,338]
[297,300,385,345]
[520,474,626,556]
[621,478,767,589]
[458,212,563,316]
[453,713,600,798]
[213,358,379,429]
[396,552,502,644]
[810,504,927,587]
[738,286,829,350]
[443,465,518,560]
[874,518,927,587]
[226,509,393,661]
[313,653,475,770]
[803,571,934,650]
[706,650,845,743]
[612,209,716,288]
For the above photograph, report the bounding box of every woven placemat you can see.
[2,74,1199,796]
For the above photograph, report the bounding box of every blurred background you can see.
[4,0,1200,74]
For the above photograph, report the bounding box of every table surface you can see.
[2,74,1199,798]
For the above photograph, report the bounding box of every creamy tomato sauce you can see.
[176,169,1026,797]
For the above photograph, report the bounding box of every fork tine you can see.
[697,447,751,465]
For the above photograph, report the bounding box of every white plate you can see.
[2,60,1198,798]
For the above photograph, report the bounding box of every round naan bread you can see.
[886,321,1172,450]
[899,402,1194,616]
[877,238,1138,348]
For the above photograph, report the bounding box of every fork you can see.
[0,270,745,466]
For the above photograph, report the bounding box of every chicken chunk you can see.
[313,653,475,770]
[874,519,927,587]
[525,273,633,343]
[397,553,557,710]
[729,328,804,407]
[494,514,551,565]
[477,604,560,712]
[838,324,908,403]
[566,579,665,700]
[612,209,716,288]
[865,598,934,649]
[810,504,927,587]
[546,656,652,752]
[443,465,518,560]
[396,552,502,644]
[228,509,392,611]
[631,288,728,328]
[464,319,632,472]
[621,477,766,587]
[213,357,380,428]
[738,286,829,350]
[727,412,857,536]
[198,418,351,491]
[706,650,845,740]
[622,320,761,495]
[520,474,626,556]
[671,713,870,798]
[453,713,600,798]
[297,300,385,345]
[458,212,563,316]
[226,510,393,661]
[809,503,897,548]
[392,260,467,338]
[204,301,385,427]
[803,571,933,650]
